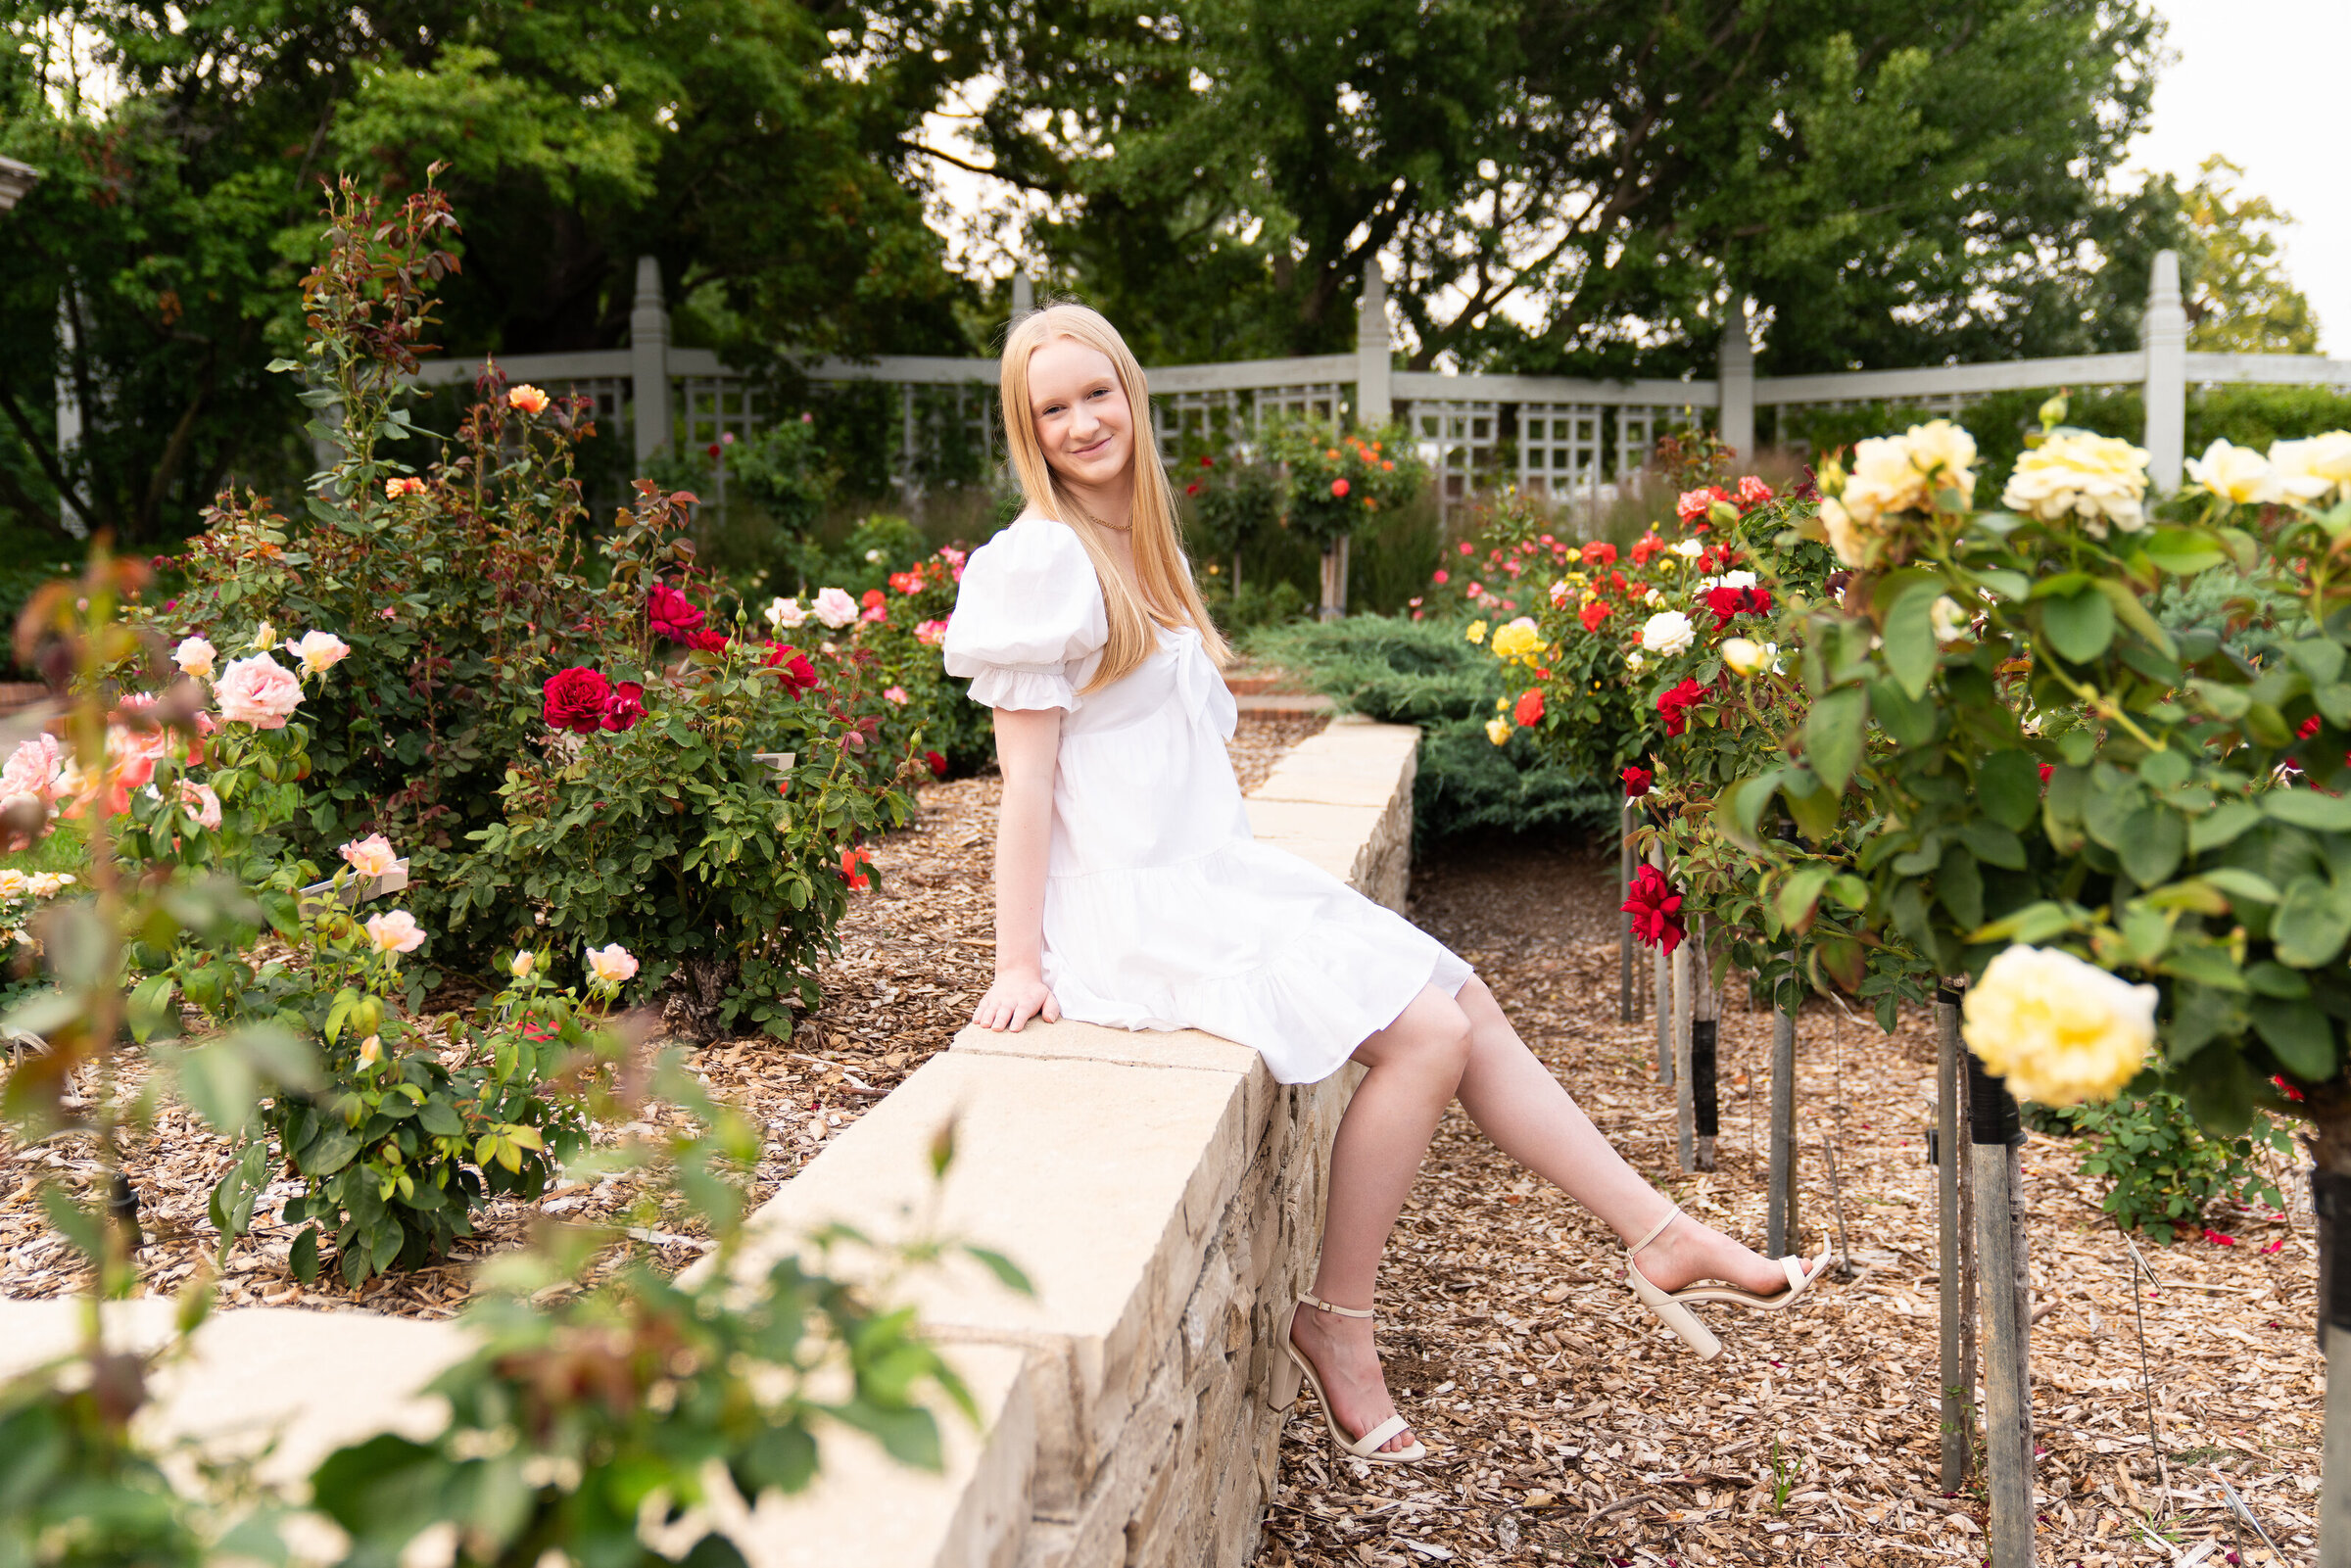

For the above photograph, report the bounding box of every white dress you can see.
[942,514,1474,1086]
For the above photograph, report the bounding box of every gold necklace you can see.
[1069,499,1133,533]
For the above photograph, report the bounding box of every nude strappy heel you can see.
[1269,1292,1428,1465]
[1623,1208,1833,1361]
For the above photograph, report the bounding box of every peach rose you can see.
[173,636,217,680]
[177,779,222,831]
[289,630,351,676]
[213,654,304,729]
[584,942,640,990]
[363,909,426,956]
[508,385,551,415]
[340,833,399,877]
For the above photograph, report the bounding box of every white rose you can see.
[1624,650,1645,673]
[1930,595,1969,644]
[1961,945,2155,1107]
[765,596,808,630]
[1639,610,1696,657]
[1903,419,1979,504]
[1671,539,1704,559]
[2267,437,2347,504]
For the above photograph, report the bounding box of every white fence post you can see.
[1357,262,1392,429]
[1717,301,1754,460]
[1011,269,1034,317]
[55,291,89,537]
[630,256,672,468]
[2142,249,2187,492]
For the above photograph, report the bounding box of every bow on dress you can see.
[1167,625,1238,739]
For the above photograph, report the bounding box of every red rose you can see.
[926,749,948,778]
[1331,478,1351,499]
[1578,600,1612,633]
[2301,714,2324,739]
[860,588,886,610]
[840,844,873,890]
[543,666,613,734]
[600,680,647,733]
[1677,485,1731,525]
[1581,541,1618,566]
[1622,764,1653,798]
[889,571,922,594]
[762,641,820,693]
[1656,679,1707,738]
[687,628,729,653]
[2039,763,2054,784]
[1703,585,1772,630]
[1631,534,1665,566]
[1621,863,1685,953]
[1737,476,1775,509]
[1514,689,1545,727]
[648,584,705,644]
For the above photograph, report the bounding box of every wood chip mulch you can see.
[1259,833,2321,1568]
[0,713,1329,1318]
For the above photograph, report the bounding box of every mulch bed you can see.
[1259,833,2320,1568]
[0,713,1329,1316]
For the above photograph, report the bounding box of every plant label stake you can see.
[1967,1054,2033,1567]
[1673,927,1694,1172]
[1689,915,1716,1171]
[1618,800,1640,1025]
[1765,956,1799,1259]
[1934,986,1974,1490]
[1650,840,1672,1087]
[2315,1168,2351,1567]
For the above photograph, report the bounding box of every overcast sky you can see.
[2129,0,2347,355]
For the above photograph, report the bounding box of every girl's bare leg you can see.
[1452,975,1816,1296]
[1291,984,1470,1454]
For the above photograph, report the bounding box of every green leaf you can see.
[2040,589,2116,663]
[1804,686,1869,794]
[2251,996,2338,1080]
[2287,639,2348,686]
[831,1400,943,1472]
[2116,808,2184,888]
[1882,583,1942,700]
[2264,790,2351,832]
[1972,567,2031,601]
[2091,578,2176,658]
[168,1042,258,1136]
[2188,798,2263,852]
[1954,820,2026,870]
[962,1245,1035,1296]
[1976,751,2042,832]
[2141,528,2229,576]
[1867,679,1936,749]
[1776,867,1834,931]
[290,1225,320,1284]
[1937,845,1984,931]
[2272,875,2351,968]
[297,1119,361,1178]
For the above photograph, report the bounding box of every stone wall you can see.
[722,715,1423,1568]
[0,715,1425,1568]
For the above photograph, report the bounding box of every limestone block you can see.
[1240,798,1381,884]
[738,1342,1032,1568]
[0,1298,469,1488]
[949,1018,1258,1079]
[1248,718,1418,812]
[711,1050,1248,1519]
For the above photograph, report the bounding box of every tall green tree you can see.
[2181,154,2320,356]
[928,0,2181,374]
[0,0,969,546]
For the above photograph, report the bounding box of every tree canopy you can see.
[929,0,2182,373]
[2181,155,2320,356]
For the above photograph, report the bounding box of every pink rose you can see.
[0,735,64,804]
[341,833,399,877]
[883,686,910,705]
[213,654,304,729]
[178,779,222,831]
[288,630,351,676]
[363,909,426,955]
[585,942,639,989]
[914,618,950,646]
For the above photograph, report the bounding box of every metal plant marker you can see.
[1764,953,1799,1259]
[1933,987,1974,1490]
[1618,800,1639,1025]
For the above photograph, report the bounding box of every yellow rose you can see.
[1719,637,1767,676]
[2182,438,2272,508]
[1818,497,1866,568]
[1843,435,1929,524]
[1961,945,2155,1106]
[1484,716,1511,746]
[1490,619,1542,661]
[2267,434,2351,504]
[1464,619,1487,645]
[2003,433,2152,539]
[1903,419,1979,504]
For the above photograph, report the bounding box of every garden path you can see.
[1260,835,2322,1568]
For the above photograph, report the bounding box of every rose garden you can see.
[8,121,2351,1568]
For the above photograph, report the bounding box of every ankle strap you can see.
[1298,1291,1375,1319]
[1627,1208,1680,1258]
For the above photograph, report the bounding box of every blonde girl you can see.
[944,304,1826,1463]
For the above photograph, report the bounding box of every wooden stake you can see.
[1765,974,1798,1258]
[1672,930,1694,1172]
[1618,801,1639,1024]
[2316,1170,2351,1567]
[1650,841,1672,1087]
[1935,986,1973,1490]
[1968,1059,2034,1567]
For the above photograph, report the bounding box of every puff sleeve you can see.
[941,516,1111,711]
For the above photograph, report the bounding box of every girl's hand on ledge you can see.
[974,972,1061,1033]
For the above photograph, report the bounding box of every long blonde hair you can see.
[999,303,1229,691]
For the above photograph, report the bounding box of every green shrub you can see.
[1242,614,1612,841]
[2030,1090,2290,1244]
